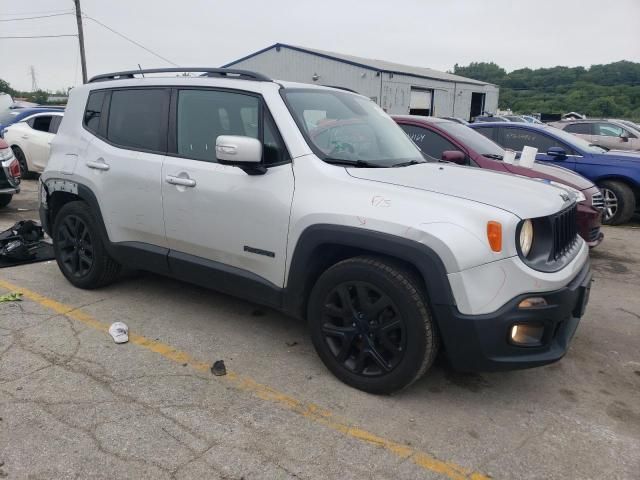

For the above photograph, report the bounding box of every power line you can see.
[0,34,78,39]
[0,12,74,22]
[82,14,179,67]
[0,9,73,17]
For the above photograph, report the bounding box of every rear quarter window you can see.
[84,90,106,134]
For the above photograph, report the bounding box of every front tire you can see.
[599,180,635,225]
[307,256,438,394]
[0,194,12,208]
[52,201,121,289]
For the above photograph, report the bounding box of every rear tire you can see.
[11,146,34,179]
[52,201,121,289]
[0,194,12,208]
[599,180,635,225]
[307,256,438,394]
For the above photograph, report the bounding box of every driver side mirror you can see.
[547,147,567,159]
[216,135,266,175]
[620,131,630,142]
[441,150,466,165]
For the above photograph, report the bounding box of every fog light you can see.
[518,297,547,309]
[510,323,544,346]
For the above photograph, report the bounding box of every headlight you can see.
[519,219,534,257]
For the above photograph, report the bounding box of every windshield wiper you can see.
[323,158,384,168]
[482,153,504,160]
[392,159,427,167]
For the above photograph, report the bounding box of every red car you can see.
[0,137,21,208]
[393,116,604,247]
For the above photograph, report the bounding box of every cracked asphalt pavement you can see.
[0,180,639,480]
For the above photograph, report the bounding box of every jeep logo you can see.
[560,193,571,202]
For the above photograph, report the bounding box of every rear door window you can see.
[564,123,592,135]
[107,89,170,152]
[472,126,497,141]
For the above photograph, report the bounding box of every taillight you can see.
[8,158,20,179]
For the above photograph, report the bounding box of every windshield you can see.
[0,110,21,124]
[437,122,505,158]
[282,89,423,167]
[542,125,608,153]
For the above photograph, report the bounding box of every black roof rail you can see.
[88,68,271,83]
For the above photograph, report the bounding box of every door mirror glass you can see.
[216,135,262,164]
[441,150,466,165]
[547,147,567,158]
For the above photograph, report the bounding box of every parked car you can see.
[0,107,65,137]
[394,116,604,247]
[439,116,469,125]
[502,115,528,123]
[0,138,21,208]
[550,119,640,152]
[3,110,64,177]
[521,115,543,124]
[473,115,509,123]
[470,122,640,225]
[40,68,592,393]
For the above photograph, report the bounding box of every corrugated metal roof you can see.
[223,43,493,87]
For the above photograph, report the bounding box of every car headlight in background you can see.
[519,219,534,257]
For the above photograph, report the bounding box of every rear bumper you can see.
[435,260,592,372]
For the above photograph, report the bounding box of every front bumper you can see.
[0,186,19,195]
[434,260,592,372]
[577,201,603,248]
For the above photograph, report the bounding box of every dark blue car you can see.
[0,107,65,138]
[470,122,640,225]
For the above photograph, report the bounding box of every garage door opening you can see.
[409,88,433,116]
[470,92,485,121]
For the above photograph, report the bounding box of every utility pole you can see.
[73,0,88,83]
[30,66,38,91]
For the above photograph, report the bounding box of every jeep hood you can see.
[347,163,572,219]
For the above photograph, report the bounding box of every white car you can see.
[4,111,64,176]
[39,68,592,393]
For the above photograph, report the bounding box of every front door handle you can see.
[21,135,29,139]
[166,175,196,187]
[86,160,110,171]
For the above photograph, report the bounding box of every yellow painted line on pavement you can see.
[0,278,490,480]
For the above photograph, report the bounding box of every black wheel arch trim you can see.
[283,224,456,319]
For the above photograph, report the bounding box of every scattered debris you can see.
[0,292,22,303]
[286,341,298,347]
[0,220,54,268]
[211,360,227,376]
[109,322,129,344]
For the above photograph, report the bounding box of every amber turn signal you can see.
[487,221,502,252]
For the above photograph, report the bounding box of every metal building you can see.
[223,43,499,121]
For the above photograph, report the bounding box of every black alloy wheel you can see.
[320,281,406,376]
[56,214,94,278]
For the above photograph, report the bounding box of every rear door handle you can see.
[166,175,196,187]
[86,160,110,171]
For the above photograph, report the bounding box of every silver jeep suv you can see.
[40,68,592,393]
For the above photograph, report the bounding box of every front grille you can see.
[591,191,604,210]
[588,227,601,242]
[551,204,579,260]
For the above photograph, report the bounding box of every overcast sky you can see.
[1,0,639,92]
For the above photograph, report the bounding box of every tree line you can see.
[452,61,640,120]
